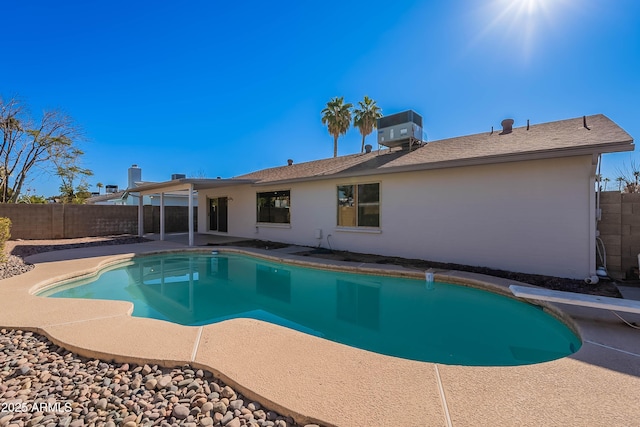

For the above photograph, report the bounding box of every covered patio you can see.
[128,178,255,246]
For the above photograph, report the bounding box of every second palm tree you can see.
[353,96,382,153]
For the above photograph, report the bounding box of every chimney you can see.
[128,164,142,188]
[364,144,372,153]
[500,119,514,135]
[287,159,293,166]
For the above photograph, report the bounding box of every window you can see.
[337,183,379,227]
[257,190,290,224]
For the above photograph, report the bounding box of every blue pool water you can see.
[39,252,581,366]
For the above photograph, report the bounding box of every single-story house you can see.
[130,114,634,280]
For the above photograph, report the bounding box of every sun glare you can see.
[522,0,541,15]
[467,0,559,63]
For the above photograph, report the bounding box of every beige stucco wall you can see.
[199,155,595,279]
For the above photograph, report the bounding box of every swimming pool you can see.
[39,252,580,366]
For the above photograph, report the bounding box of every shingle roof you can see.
[236,114,633,185]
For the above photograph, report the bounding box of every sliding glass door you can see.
[209,197,228,232]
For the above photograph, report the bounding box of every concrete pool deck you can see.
[1,240,639,426]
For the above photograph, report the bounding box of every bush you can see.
[0,217,11,263]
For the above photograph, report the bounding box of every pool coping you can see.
[1,240,639,426]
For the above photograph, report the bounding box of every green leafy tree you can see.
[17,194,47,203]
[321,97,353,158]
[353,96,382,153]
[17,188,47,204]
[0,96,87,202]
[55,149,93,204]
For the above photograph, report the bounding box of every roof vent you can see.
[364,144,372,153]
[500,119,514,135]
[287,159,293,166]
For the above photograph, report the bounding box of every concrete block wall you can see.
[598,192,640,278]
[0,204,195,240]
[0,204,60,239]
[143,206,197,233]
[64,205,138,238]
[621,193,640,277]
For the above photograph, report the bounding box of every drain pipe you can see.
[584,275,599,285]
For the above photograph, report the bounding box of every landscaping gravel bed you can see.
[0,329,316,427]
[0,255,34,281]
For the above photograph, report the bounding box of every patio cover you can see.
[128,178,256,246]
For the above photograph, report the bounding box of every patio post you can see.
[188,183,194,246]
[138,193,144,237]
[160,192,165,241]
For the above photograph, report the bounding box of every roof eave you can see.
[128,178,258,194]
[250,141,635,186]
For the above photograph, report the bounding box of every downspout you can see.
[595,154,608,277]
[596,153,602,221]
[585,154,600,284]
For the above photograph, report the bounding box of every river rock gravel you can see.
[0,329,320,427]
[0,255,34,280]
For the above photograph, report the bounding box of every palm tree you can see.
[603,177,610,191]
[96,182,104,195]
[321,97,353,158]
[353,96,383,153]
[616,176,625,192]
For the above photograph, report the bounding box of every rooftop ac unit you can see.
[376,110,425,150]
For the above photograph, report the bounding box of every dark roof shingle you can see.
[237,114,633,184]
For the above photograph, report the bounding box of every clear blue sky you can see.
[3,0,639,196]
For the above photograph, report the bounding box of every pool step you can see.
[509,285,640,314]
